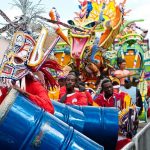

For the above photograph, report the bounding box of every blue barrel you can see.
[52,100,85,132]
[0,90,103,150]
[52,100,119,150]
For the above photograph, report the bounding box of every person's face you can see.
[119,62,126,70]
[58,79,66,87]
[103,82,113,96]
[66,75,76,89]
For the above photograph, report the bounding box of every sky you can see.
[0,0,150,39]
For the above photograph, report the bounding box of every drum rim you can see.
[0,89,18,120]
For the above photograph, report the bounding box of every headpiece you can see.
[0,27,61,88]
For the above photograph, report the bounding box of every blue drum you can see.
[52,100,119,150]
[0,89,103,150]
[52,100,85,132]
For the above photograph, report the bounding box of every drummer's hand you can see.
[1,78,13,88]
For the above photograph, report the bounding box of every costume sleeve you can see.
[27,81,54,114]
[136,88,143,115]
[28,94,54,114]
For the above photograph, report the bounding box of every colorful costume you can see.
[0,11,65,114]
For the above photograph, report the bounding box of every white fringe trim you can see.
[0,89,18,120]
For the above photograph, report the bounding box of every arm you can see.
[114,70,136,79]
[14,82,54,114]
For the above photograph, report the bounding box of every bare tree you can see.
[0,0,45,38]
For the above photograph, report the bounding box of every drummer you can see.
[0,72,54,114]
[94,78,123,109]
[59,72,89,106]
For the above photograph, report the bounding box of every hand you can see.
[1,78,13,88]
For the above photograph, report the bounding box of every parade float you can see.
[113,19,149,122]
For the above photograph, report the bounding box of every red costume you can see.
[0,87,8,104]
[81,91,93,105]
[75,88,93,105]
[0,78,54,114]
[116,138,131,150]
[63,92,88,105]
[26,77,54,114]
[59,86,89,106]
[94,92,123,108]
